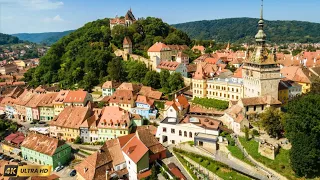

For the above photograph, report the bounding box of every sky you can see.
[0,0,319,34]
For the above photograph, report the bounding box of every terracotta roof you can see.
[123,37,132,45]
[167,45,189,51]
[186,64,197,73]
[5,86,24,98]
[189,105,225,115]
[103,139,126,166]
[136,125,157,136]
[118,82,142,92]
[102,81,121,89]
[4,132,24,143]
[193,63,205,80]
[233,66,243,78]
[157,61,180,71]
[37,92,58,107]
[108,89,134,105]
[15,90,34,106]
[181,115,221,130]
[241,95,281,106]
[137,170,152,180]
[136,95,154,106]
[225,104,245,123]
[148,42,170,52]
[122,136,148,163]
[138,86,162,100]
[110,17,126,24]
[98,106,131,129]
[64,90,88,103]
[165,101,180,112]
[176,94,189,109]
[53,90,70,105]
[21,133,66,156]
[280,66,312,84]
[25,93,45,108]
[80,108,102,130]
[50,106,90,128]
[205,57,219,64]
[0,97,16,107]
[136,129,166,154]
[118,134,135,148]
[192,45,205,52]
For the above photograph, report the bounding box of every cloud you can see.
[43,15,64,22]
[0,0,64,10]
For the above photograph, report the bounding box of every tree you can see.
[284,94,320,177]
[160,70,170,93]
[74,136,82,144]
[259,107,284,138]
[143,71,160,89]
[107,57,126,82]
[168,72,184,92]
[244,126,249,141]
[126,61,148,83]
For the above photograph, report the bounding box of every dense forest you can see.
[173,18,320,43]
[0,33,22,45]
[23,17,190,91]
[13,30,75,45]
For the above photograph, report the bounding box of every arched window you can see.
[189,132,192,138]
[179,130,182,136]
[184,131,187,137]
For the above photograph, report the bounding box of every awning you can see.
[12,148,21,154]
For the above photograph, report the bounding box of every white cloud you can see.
[0,0,64,10]
[43,15,64,22]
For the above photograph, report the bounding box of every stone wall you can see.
[258,141,279,160]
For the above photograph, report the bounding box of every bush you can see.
[252,129,259,136]
[74,136,82,144]
[192,97,229,110]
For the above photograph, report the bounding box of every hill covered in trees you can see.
[13,30,75,45]
[173,18,320,43]
[23,17,190,91]
[0,33,22,45]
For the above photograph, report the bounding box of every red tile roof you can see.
[98,106,131,129]
[102,81,121,89]
[181,115,221,130]
[157,61,180,71]
[122,136,148,163]
[233,66,243,78]
[53,90,70,105]
[148,42,170,52]
[108,89,134,105]
[138,86,162,100]
[123,36,132,45]
[21,133,66,156]
[240,95,281,106]
[176,94,189,109]
[50,106,90,128]
[192,45,205,52]
[168,163,187,180]
[136,95,154,106]
[37,92,58,107]
[64,90,88,103]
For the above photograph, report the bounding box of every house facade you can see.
[147,42,172,71]
[156,61,188,77]
[53,90,69,116]
[130,95,157,120]
[38,93,58,121]
[101,81,120,97]
[21,133,71,169]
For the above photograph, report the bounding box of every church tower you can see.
[242,0,281,99]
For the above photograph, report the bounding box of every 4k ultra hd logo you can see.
[4,165,51,177]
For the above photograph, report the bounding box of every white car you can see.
[54,165,64,172]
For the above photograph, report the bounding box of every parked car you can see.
[0,154,4,159]
[18,162,27,166]
[54,165,64,172]
[69,170,76,177]
[11,159,20,163]
[38,121,46,124]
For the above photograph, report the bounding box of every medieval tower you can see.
[242,0,281,100]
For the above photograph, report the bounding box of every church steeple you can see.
[255,0,266,46]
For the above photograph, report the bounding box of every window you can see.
[163,127,167,133]
[171,129,175,134]
[254,106,256,111]
[189,132,192,138]
[179,130,182,136]
[184,131,187,137]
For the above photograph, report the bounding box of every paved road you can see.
[52,167,76,180]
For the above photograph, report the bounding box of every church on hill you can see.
[109,9,136,30]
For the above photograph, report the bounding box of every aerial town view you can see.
[0,0,319,179]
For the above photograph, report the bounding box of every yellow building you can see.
[192,63,244,101]
[106,89,135,112]
[278,81,289,104]
[147,42,172,71]
[53,90,70,116]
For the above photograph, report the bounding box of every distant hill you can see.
[12,30,74,45]
[0,33,22,45]
[173,18,320,43]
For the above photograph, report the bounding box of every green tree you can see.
[143,71,160,89]
[107,57,126,82]
[125,61,148,83]
[168,72,184,92]
[284,94,320,177]
[74,136,82,144]
[160,70,170,93]
[244,126,249,141]
[259,107,284,138]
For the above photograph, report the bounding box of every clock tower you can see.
[242,0,281,100]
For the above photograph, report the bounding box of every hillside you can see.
[23,17,190,90]
[0,33,22,45]
[173,18,320,43]
[13,30,74,45]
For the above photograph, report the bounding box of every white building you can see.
[156,61,188,77]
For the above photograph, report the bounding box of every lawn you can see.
[174,148,251,180]
[227,145,254,166]
[239,137,297,180]
[192,97,229,110]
